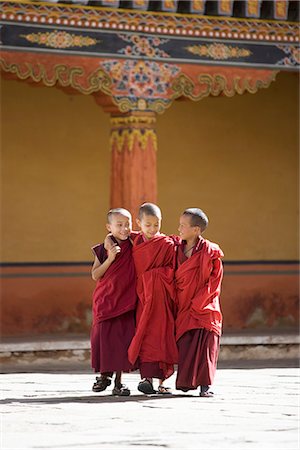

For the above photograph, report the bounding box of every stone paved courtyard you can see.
[1,366,299,450]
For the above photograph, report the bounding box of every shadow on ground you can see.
[1,393,196,405]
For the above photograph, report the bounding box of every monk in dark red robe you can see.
[174,208,224,397]
[127,203,178,394]
[90,208,137,396]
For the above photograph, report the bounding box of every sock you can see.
[201,385,210,393]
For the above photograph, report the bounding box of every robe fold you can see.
[175,237,224,389]
[175,237,224,341]
[90,238,137,373]
[128,233,178,380]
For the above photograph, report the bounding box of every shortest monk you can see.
[175,208,224,397]
[90,208,137,396]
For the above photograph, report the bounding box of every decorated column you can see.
[109,111,157,219]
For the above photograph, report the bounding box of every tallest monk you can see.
[175,208,224,397]
[128,203,178,395]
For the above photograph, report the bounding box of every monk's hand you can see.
[107,244,121,262]
[104,234,114,250]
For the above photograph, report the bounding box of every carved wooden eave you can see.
[1,1,299,113]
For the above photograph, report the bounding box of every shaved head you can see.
[182,208,208,232]
[107,208,132,223]
[138,203,162,220]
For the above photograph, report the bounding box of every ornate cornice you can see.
[1,24,298,71]
[0,51,278,114]
[0,1,285,115]
[1,1,298,43]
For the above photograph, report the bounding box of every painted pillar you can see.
[109,111,157,220]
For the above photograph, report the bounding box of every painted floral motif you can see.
[185,43,251,60]
[219,0,234,14]
[118,34,170,58]
[191,0,205,12]
[20,31,98,49]
[277,45,300,66]
[247,0,261,16]
[275,1,288,19]
[101,59,179,98]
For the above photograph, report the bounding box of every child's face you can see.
[106,213,132,241]
[136,213,161,240]
[178,215,200,241]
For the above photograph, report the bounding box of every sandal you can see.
[157,385,172,395]
[199,391,214,398]
[92,375,112,392]
[137,379,157,395]
[112,384,130,396]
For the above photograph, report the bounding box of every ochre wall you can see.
[157,71,299,260]
[1,72,299,336]
[1,81,110,262]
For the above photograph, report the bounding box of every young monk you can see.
[90,208,137,396]
[175,208,224,397]
[128,203,178,395]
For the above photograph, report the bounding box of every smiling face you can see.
[136,213,161,240]
[106,213,132,241]
[178,214,201,242]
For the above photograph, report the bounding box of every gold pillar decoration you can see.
[109,112,157,221]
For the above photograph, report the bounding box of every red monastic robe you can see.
[175,237,224,389]
[175,237,224,341]
[91,238,136,373]
[128,233,178,379]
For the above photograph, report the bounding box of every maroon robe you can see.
[175,237,224,390]
[90,237,137,373]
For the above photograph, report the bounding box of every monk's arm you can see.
[91,246,120,281]
[209,258,223,296]
[191,258,223,308]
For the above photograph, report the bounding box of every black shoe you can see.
[137,379,157,394]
